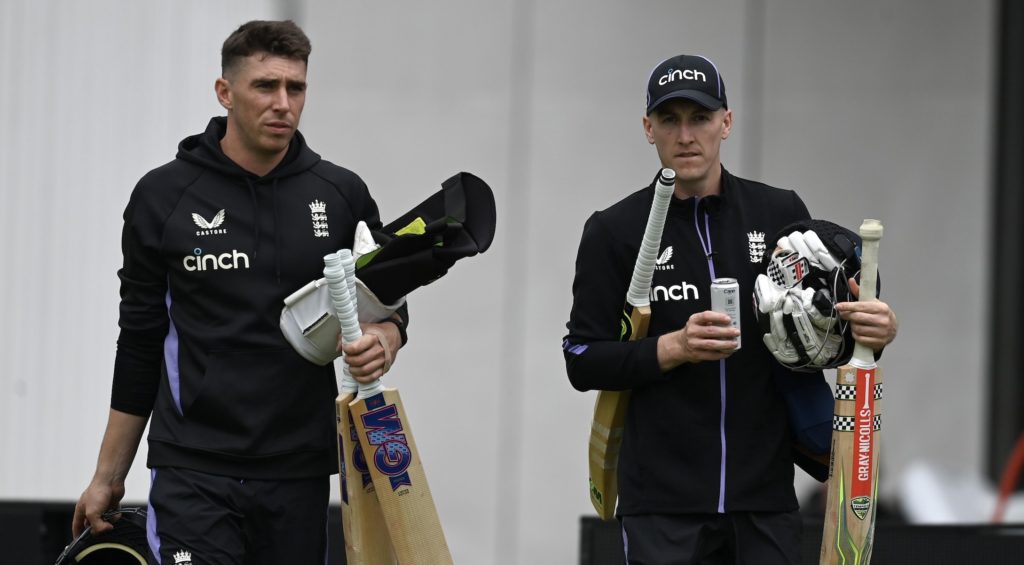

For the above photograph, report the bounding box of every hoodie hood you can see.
[175,117,324,283]
[176,116,321,179]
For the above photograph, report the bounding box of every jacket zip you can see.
[693,198,727,514]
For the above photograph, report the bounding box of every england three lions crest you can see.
[309,200,329,238]
[747,231,765,263]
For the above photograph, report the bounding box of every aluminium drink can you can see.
[710,277,741,349]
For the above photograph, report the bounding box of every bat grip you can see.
[625,168,675,308]
[851,219,883,364]
[857,219,882,304]
[341,249,358,308]
[325,250,385,399]
[324,251,359,395]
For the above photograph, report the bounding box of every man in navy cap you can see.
[563,54,898,563]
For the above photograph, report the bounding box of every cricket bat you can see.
[329,250,453,564]
[588,168,675,520]
[819,219,884,565]
[324,252,395,565]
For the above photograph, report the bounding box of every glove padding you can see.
[754,221,866,371]
[279,222,406,366]
[279,276,405,366]
[280,172,496,366]
[778,230,839,271]
[757,283,843,368]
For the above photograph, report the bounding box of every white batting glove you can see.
[780,230,839,271]
[784,293,843,366]
[754,273,788,314]
[790,287,839,331]
[763,309,801,365]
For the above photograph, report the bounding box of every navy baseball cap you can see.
[646,54,727,114]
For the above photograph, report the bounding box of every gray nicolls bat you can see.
[819,219,884,565]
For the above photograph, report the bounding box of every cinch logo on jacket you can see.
[650,281,700,302]
[183,248,250,272]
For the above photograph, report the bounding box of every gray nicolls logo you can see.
[747,231,766,263]
[192,209,227,236]
[659,67,707,86]
[309,200,329,238]
[654,246,674,271]
[173,549,193,565]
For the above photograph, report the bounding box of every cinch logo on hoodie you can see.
[183,248,250,272]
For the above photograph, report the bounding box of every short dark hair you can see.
[221,20,312,77]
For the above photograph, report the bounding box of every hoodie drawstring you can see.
[245,179,260,260]
[271,178,282,284]
[245,177,282,284]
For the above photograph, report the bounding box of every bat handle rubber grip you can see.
[625,168,675,308]
[341,249,358,307]
[851,219,883,364]
[324,252,359,394]
[325,251,385,399]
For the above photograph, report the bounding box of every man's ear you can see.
[215,77,232,111]
[721,108,733,140]
[642,115,655,144]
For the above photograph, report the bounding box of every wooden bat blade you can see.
[820,363,882,565]
[337,393,395,564]
[588,304,650,519]
[589,390,629,520]
[324,250,397,563]
[820,218,884,565]
[350,388,452,565]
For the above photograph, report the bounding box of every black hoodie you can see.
[111,117,395,478]
[564,167,822,515]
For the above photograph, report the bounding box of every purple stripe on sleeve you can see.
[163,288,182,416]
[562,339,589,355]
[147,468,161,563]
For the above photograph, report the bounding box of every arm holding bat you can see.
[339,319,404,383]
[835,279,898,352]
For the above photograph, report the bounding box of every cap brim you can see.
[647,90,724,113]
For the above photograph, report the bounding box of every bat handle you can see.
[324,251,359,395]
[851,219,883,364]
[625,168,675,308]
[857,219,882,303]
[341,247,358,308]
[325,251,385,399]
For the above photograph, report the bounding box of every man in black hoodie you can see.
[72,20,406,564]
[563,54,898,564]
